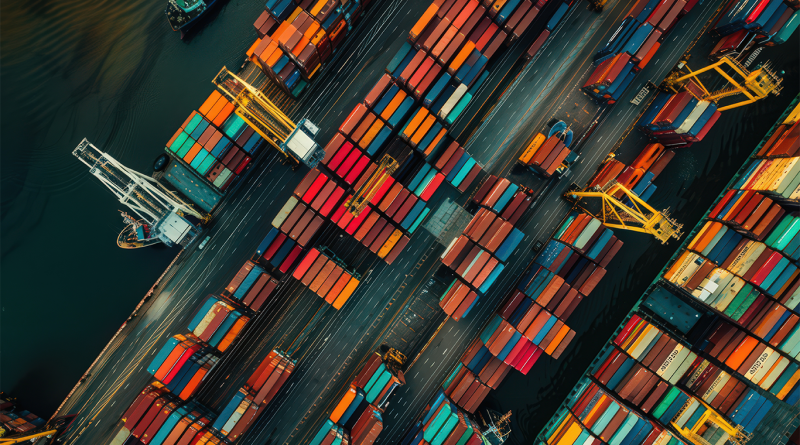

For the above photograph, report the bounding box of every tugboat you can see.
[164,0,217,37]
[117,211,161,249]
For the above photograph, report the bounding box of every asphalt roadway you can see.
[53,0,731,443]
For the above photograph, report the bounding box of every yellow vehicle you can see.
[518,133,546,165]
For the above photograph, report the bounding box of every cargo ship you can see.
[164,0,218,37]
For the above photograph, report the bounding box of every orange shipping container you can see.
[411,4,440,40]
[332,277,360,309]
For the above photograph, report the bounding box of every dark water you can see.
[486,37,800,445]
[0,0,267,416]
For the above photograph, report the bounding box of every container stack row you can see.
[609,316,775,427]
[708,190,800,241]
[212,350,296,442]
[0,400,44,435]
[588,142,674,202]
[444,347,511,409]
[754,109,800,159]
[732,107,800,202]
[292,248,361,310]
[711,0,800,57]
[472,176,533,224]
[543,381,688,445]
[519,133,574,178]
[432,140,483,192]
[637,92,721,147]
[583,0,700,105]
[248,0,373,96]
[225,261,281,312]
[313,352,405,445]
[188,296,251,353]
[439,182,530,316]
[117,383,222,445]
[147,333,220,401]
[401,389,489,444]
[165,91,264,198]
[320,139,432,237]
[539,311,778,445]
[523,1,572,60]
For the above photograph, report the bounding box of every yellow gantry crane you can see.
[345,154,398,216]
[671,398,751,445]
[662,55,783,111]
[213,67,297,154]
[566,180,683,244]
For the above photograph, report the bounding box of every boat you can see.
[548,120,574,147]
[164,0,218,37]
[117,212,161,249]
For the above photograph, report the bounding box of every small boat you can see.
[548,120,574,148]
[117,212,161,249]
[165,0,218,37]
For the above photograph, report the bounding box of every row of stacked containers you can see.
[581,0,702,105]
[111,221,301,444]
[0,399,45,435]
[309,352,406,445]
[248,0,374,95]
[710,0,800,58]
[163,91,266,213]
[536,99,800,445]
[400,209,624,439]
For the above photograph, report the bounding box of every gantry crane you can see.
[213,68,325,167]
[671,397,751,445]
[565,180,683,244]
[662,55,783,111]
[344,154,399,217]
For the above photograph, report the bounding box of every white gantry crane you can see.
[73,138,201,247]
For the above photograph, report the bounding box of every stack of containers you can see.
[212,350,296,441]
[292,248,361,310]
[540,313,778,445]
[116,383,220,445]
[731,104,800,201]
[610,316,777,426]
[0,401,44,435]
[400,390,489,444]
[165,91,264,194]
[224,261,281,312]
[146,334,220,401]
[544,381,688,445]
[712,0,800,51]
[517,134,573,177]
[188,296,251,353]
[288,164,412,262]
[588,142,675,202]
[432,140,484,191]
[637,92,721,147]
[584,0,700,104]
[248,0,373,96]
[314,352,405,444]
[524,1,572,60]
[441,361,503,412]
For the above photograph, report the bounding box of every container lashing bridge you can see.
[565,180,683,244]
[213,67,325,168]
